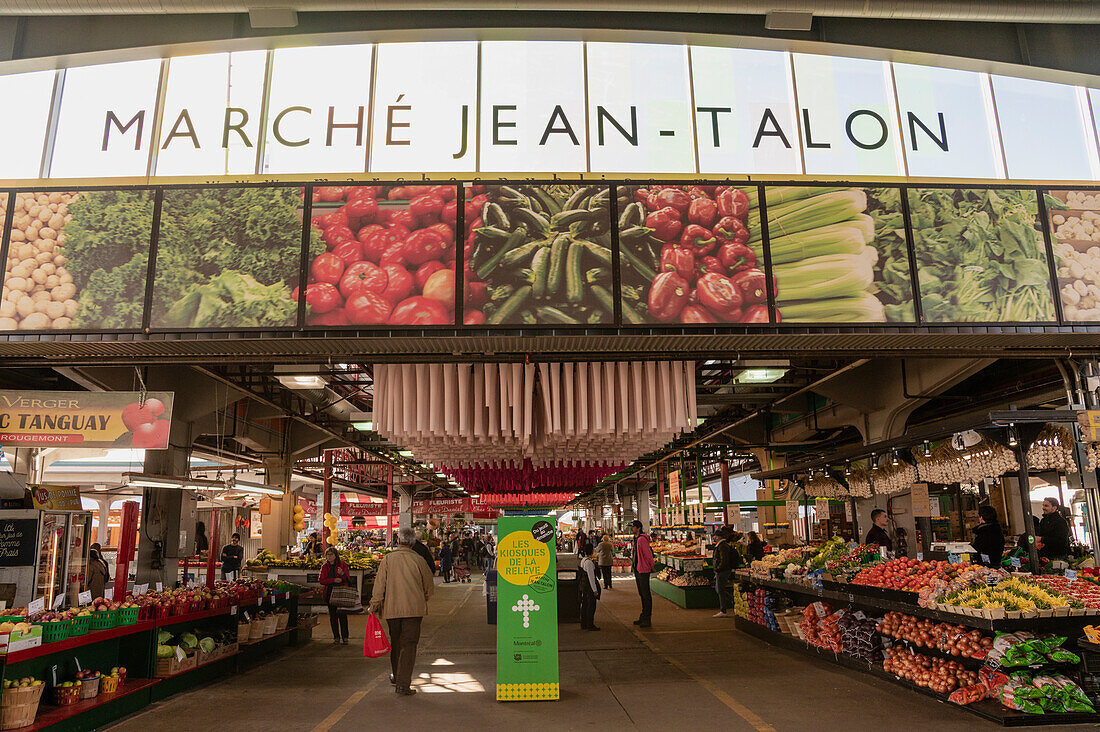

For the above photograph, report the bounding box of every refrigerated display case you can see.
[0,509,91,609]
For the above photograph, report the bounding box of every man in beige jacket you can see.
[370,527,435,696]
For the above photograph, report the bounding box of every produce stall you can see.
[246,550,378,606]
[732,545,1100,726]
[0,579,306,731]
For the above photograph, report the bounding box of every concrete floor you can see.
[104,575,1093,731]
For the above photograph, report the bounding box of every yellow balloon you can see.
[323,513,332,520]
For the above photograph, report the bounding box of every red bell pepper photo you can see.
[696,272,744,321]
[409,193,446,222]
[679,305,717,324]
[687,198,719,228]
[660,245,696,281]
[716,188,751,220]
[741,305,770,323]
[696,255,723,279]
[714,216,750,246]
[717,241,756,274]
[653,187,692,215]
[647,272,691,322]
[729,268,768,305]
[645,208,684,243]
[680,224,717,255]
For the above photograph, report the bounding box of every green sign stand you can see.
[495,516,559,701]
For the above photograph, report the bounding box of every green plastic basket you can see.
[39,619,72,643]
[90,610,116,631]
[116,607,139,626]
[69,614,91,636]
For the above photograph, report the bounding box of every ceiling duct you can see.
[0,1,1097,23]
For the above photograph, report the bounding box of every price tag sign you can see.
[980,554,990,565]
[285,592,290,601]
[73,657,82,673]
[1011,557,1022,568]
[230,606,237,616]
[27,597,44,615]
[175,646,185,662]
[104,588,114,601]
[853,611,866,621]
[244,611,251,621]
[52,593,65,610]
[77,591,91,605]
[134,583,149,596]
[155,582,163,592]
[1067,569,1078,580]
[917,552,924,561]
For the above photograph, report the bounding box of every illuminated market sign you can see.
[1,39,1098,182]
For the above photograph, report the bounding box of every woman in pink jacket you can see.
[629,520,654,628]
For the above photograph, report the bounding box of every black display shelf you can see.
[737,573,1094,633]
[734,616,1097,727]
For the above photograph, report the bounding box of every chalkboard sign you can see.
[0,519,37,567]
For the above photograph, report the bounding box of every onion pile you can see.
[878,612,993,659]
[882,648,979,694]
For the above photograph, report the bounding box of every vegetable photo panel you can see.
[1,190,154,332]
[908,188,1057,323]
[1044,189,1100,323]
[304,184,457,327]
[617,184,767,324]
[765,186,915,323]
[151,186,305,329]
[463,184,614,325]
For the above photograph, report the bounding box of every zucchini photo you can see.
[462,184,614,325]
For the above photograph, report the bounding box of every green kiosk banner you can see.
[495,516,559,701]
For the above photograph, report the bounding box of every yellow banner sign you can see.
[0,390,174,449]
[30,484,82,511]
[1078,411,1100,442]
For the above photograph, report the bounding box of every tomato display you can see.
[851,557,962,593]
[303,185,456,326]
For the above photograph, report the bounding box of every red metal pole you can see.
[386,464,394,548]
[205,508,219,588]
[322,450,333,550]
[720,461,731,502]
[113,501,138,600]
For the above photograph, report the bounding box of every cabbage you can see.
[156,644,175,659]
[180,633,198,650]
[199,637,216,654]
[157,631,172,645]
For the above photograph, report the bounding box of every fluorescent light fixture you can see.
[121,473,225,490]
[353,421,374,432]
[435,472,446,478]
[398,450,414,457]
[734,368,788,384]
[229,477,284,496]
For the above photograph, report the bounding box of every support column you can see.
[720,461,731,502]
[136,442,194,587]
[262,457,292,558]
[636,488,651,530]
[622,492,635,528]
[398,484,414,533]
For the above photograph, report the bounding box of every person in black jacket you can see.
[1038,497,1072,560]
[865,509,893,552]
[412,537,438,575]
[971,506,1005,567]
[747,531,766,562]
[712,528,742,618]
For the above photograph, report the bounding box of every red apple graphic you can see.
[132,420,169,448]
[121,399,166,431]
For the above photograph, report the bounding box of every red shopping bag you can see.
[363,612,390,658]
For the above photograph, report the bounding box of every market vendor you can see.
[1038,497,1072,561]
[865,509,893,553]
